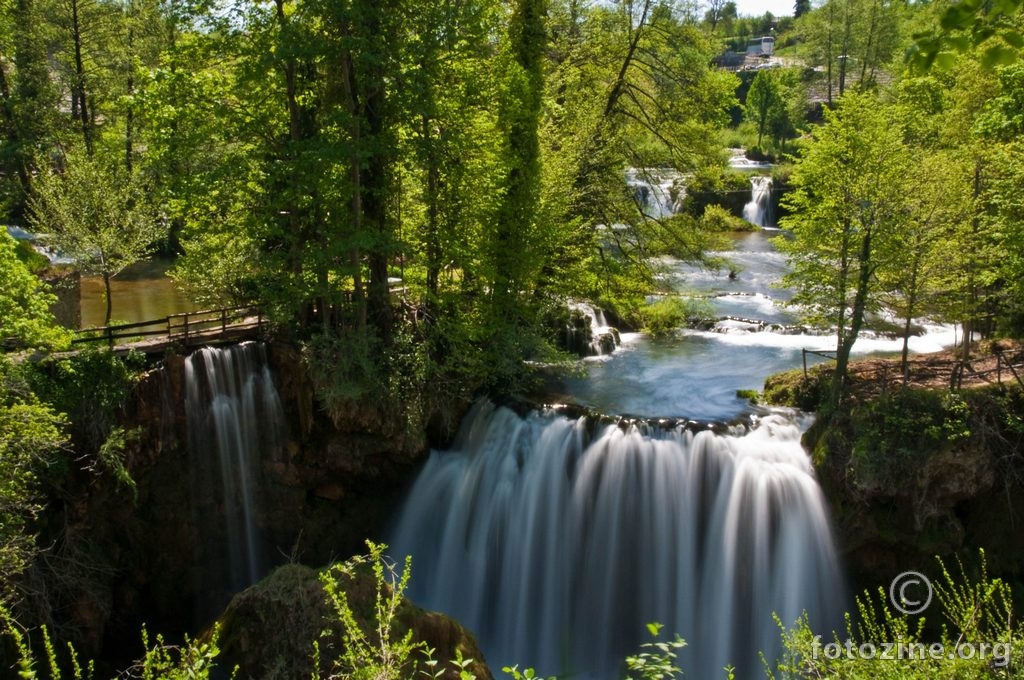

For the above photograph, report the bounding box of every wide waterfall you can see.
[742,176,773,228]
[184,342,286,600]
[390,400,845,679]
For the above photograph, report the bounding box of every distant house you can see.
[746,36,775,57]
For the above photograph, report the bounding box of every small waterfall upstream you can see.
[184,342,286,599]
[565,302,620,357]
[390,400,845,679]
[627,168,685,219]
[742,176,773,228]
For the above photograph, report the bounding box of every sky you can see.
[732,0,794,18]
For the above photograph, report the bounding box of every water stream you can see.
[389,227,955,677]
[743,176,773,228]
[184,342,286,602]
[557,231,955,421]
[390,401,845,678]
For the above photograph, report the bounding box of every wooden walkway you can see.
[72,306,265,355]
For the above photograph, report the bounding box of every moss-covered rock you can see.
[768,371,1024,610]
[216,563,493,680]
[761,365,829,412]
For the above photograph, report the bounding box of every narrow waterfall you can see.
[566,302,620,357]
[742,176,773,227]
[184,342,286,598]
[390,401,845,679]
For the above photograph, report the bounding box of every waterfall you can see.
[566,302,620,357]
[390,401,845,679]
[184,342,286,598]
[627,169,684,219]
[742,176,773,228]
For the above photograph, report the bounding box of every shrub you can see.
[639,297,714,337]
[772,551,1022,679]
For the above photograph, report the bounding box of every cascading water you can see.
[390,400,846,679]
[184,342,286,599]
[627,168,685,219]
[565,302,620,357]
[742,176,773,227]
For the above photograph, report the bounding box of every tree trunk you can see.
[71,0,93,155]
[832,225,872,407]
[103,271,113,326]
[424,114,440,302]
[363,5,392,345]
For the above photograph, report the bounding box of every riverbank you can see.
[763,343,1024,610]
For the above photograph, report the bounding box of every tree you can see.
[485,0,546,382]
[29,151,160,325]
[745,69,784,147]
[878,152,971,380]
[797,0,903,103]
[778,92,912,406]
[0,0,62,221]
[0,356,65,610]
[0,232,70,349]
[704,0,730,33]
[794,0,811,19]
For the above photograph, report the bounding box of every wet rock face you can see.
[216,563,493,680]
[807,409,1024,602]
[50,342,434,664]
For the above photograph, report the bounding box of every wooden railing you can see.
[72,305,264,348]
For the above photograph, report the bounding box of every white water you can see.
[728,148,773,170]
[567,301,619,356]
[390,401,845,679]
[184,342,286,592]
[626,168,685,219]
[743,176,773,227]
[562,232,956,419]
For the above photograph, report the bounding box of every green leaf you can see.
[940,3,977,31]
[1001,29,1024,48]
[982,43,1018,68]
[934,51,959,71]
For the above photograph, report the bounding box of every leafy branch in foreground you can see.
[772,550,1022,679]
[315,541,430,680]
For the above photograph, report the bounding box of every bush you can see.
[772,551,1022,679]
[638,297,714,337]
[701,204,753,232]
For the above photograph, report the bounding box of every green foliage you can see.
[908,0,1024,72]
[624,623,687,680]
[21,348,145,457]
[0,232,70,351]
[28,150,162,325]
[774,551,1022,679]
[0,357,66,610]
[795,0,904,103]
[136,627,229,680]
[639,297,714,337]
[701,204,751,233]
[847,389,972,481]
[680,167,750,219]
[762,366,831,411]
[315,541,423,680]
[778,91,913,403]
[13,239,50,274]
[0,605,227,680]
